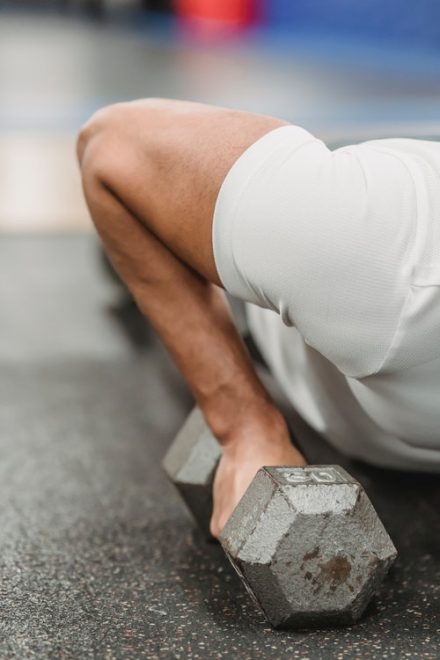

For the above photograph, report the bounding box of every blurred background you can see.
[1,0,440,233]
[1,3,440,656]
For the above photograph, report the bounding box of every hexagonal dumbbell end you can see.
[219,465,397,629]
[162,407,221,536]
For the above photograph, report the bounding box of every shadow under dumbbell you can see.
[170,523,387,640]
[175,526,268,629]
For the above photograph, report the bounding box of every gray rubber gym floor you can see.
[1,235,439,658]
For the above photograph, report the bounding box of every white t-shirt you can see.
[213,125,440,471]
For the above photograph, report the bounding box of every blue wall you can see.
[263,0,440,48]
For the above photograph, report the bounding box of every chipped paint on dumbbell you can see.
[220,465,397,629]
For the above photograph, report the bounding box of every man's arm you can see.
[77,98,305,536]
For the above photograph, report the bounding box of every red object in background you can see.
[175,0,258,28]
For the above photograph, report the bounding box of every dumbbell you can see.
[163,407,397,629]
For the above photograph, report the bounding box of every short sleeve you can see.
[213,126,418,378]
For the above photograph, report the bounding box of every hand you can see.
[210,424,306,538]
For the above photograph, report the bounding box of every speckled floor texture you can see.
[0,236,439,659]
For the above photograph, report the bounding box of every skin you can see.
[77,98,306,537]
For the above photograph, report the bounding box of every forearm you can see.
[78,98,307,535]
[85,176,283,446]
[147,275,279,444]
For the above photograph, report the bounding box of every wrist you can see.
[205,397,295,453]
